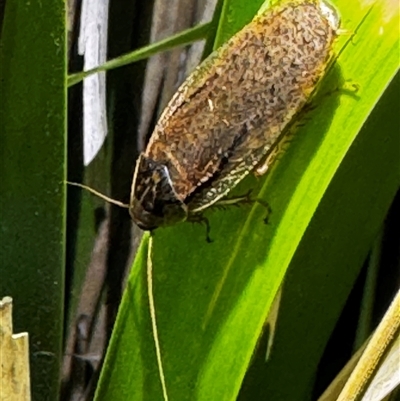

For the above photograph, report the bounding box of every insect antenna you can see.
[66,181,130,209]
[147,235,169,401]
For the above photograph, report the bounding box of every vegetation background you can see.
[0,0,398,400]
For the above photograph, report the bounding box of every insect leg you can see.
[187,214,213,243]
[211,190,272,224]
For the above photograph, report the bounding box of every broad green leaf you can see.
[239,73,399,401]
[0,1,66,400]
[95,1,399,400]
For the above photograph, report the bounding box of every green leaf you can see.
[68,22,211,87]
[0,1,66,400]
[95,1,399,400]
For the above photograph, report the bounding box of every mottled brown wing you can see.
[145,1,337,212]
